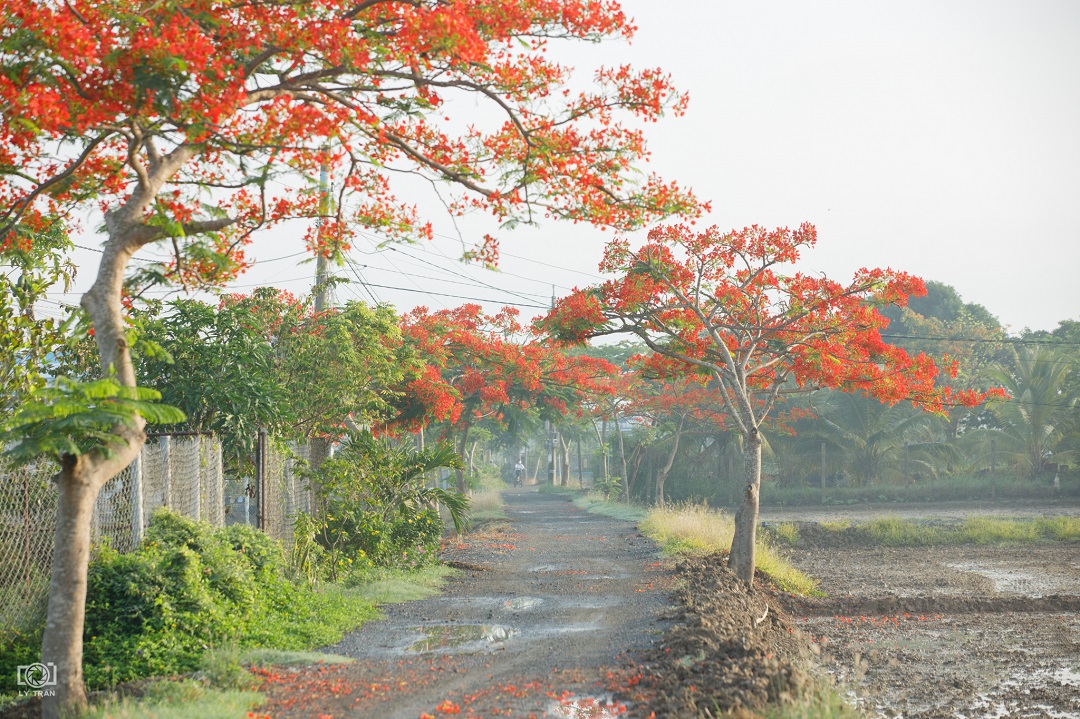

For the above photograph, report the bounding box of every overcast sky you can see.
[54,0,1080,333]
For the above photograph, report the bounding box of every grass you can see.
[469,488,508,521]
[746,473,1079,507]
[82,679,263,719]
[640,503,820,596]
[537,482,577,495]
[237,648,355,667]
[844,515,1080,546]
[772,522,801,546]
[347,564,456,604]
[572,492,648,522]
[762,684,862,719]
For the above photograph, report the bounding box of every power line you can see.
[383,247,551,301]
[403,235,579,291]
[427,228,604,281]
[882,333,1080,348]
[343,255,382,305]
[355,281,548,309]
[73,243,158,264]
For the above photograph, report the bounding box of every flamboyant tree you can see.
[621,368,727,506]
[0,2,701,713]
[397,304,616,491]
[546,222,1003,584]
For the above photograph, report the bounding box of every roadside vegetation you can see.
[0,509,456,700]
[773,515,1080,548]
[563,491,820,596]
[469,475,511,522]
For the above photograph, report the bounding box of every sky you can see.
[52,0,1080,333]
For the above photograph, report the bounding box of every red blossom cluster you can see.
[1,0,703,270]
[546,222,1004,428]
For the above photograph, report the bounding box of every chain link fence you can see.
[263,441,312,543]
[0,434,309,637]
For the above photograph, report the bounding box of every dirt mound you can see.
[636,554,810,718]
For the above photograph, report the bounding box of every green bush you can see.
[304,431,468,576]
[0,509,378,696]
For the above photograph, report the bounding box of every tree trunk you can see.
[532,452,543,483]
[655,417,685,508]
[41,459,103,717]
[559,435,571,487]
[614,414,629,502]
[468,439,478,477]
[576,438,584,488]
[728,427,762,585]
[455,426,471,492]
[308,437,331,516]
[600,419,608,480]
[40,232,148,719]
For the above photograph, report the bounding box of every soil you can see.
[633,554,811,718]
[776,541,1080,718]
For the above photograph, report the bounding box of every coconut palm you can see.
[790,391,953,486]
[967,347,1079,476]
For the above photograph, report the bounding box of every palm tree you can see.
[791,391,953,486]
[967,347,1078,476]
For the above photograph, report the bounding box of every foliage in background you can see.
[0,224,75,418]
[299,431,468,580]
[965,346,1079,476]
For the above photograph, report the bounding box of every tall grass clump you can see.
[640,503,819,595]
[1031,516,1080,541]
[79,679,263,719]
[469,488,507,520]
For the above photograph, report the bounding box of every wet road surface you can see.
[256,488,672,719]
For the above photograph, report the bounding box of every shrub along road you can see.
[255,488,673,718]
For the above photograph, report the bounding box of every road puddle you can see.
[406,624,518,653]
[504,596,543,611]
[545,694,629,718]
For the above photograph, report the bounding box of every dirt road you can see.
[256,488,671,719]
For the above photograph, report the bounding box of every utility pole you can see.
[314,144,330,314]
[309,144,332,484]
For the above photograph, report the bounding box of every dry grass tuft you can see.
[468,488,506,520]
[640,503,820,596]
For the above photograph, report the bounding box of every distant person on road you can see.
[514,461,525,486]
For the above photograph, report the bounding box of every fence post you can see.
[192,437,202,521]
[161,435,172,508]
[131,451,144,547]
[212,438,224,526]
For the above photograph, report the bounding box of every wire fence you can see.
[0,434,308,637]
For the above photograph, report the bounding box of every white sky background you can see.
[52,0,1080,332]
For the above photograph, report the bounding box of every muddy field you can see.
[781,537,1080,718]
